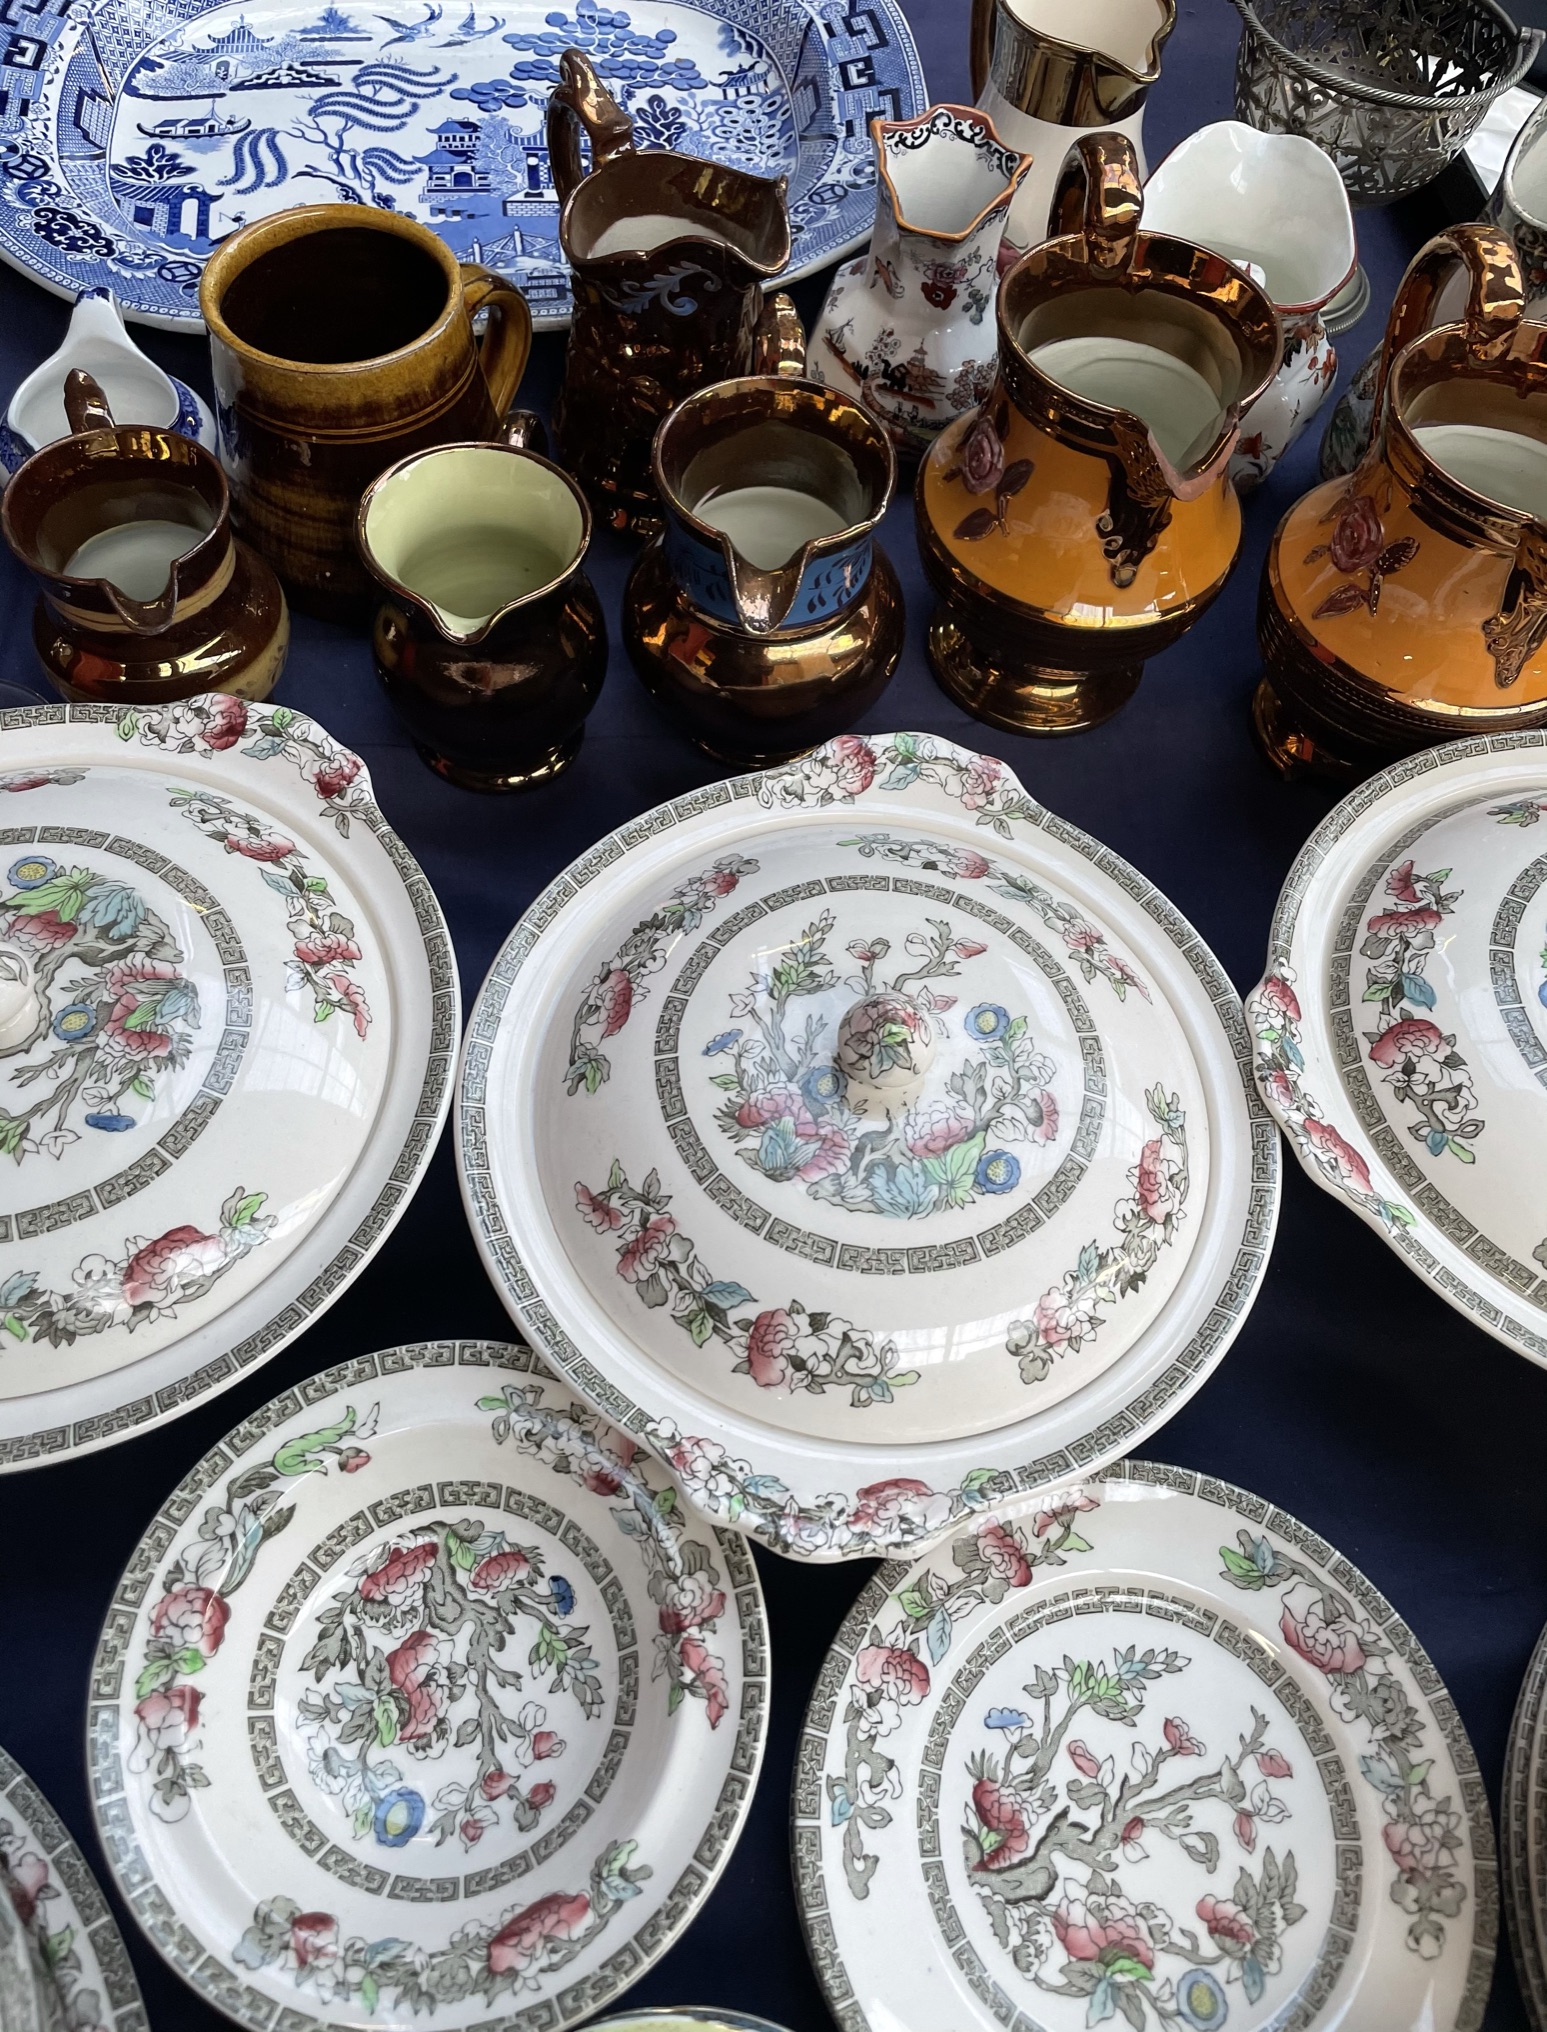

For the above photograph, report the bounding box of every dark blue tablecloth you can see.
[0,1,1540,2025]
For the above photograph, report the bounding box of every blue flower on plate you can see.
[801,1062,846,1109]
[703,1029,742,1056]
[964,1003,1009,1042]
[1176,1969,1228,2029]
[373,1788,425,1848]
[85,1112,135,1132]
[1539,979,1547,1009]
[549,1575,575,1617]
[7,855,55,890]
[976,1150,1019,1194]
[52,1002,96,1043]
[984,1708,1029,1730]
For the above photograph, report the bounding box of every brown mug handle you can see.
[1048,132,1143,274]
[754,292,807,378]
[65,369,115,434]
[546,48,634,207]
[970,0,995,99]
[500,408,550,454]
[1367,223,1524,450]
[459,265,532,422]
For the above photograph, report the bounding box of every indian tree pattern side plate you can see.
[0,0,925,332]
[457,733,1280,1563]
[0,701,457,1467]
[793,1461,1498,2032]
[87,1338,769,2032]
[0,1742,148,2032]
[1249,731,1547,1370]
[1503,1620,1547,2030]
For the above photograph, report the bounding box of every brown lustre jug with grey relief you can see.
[548,48,805,532]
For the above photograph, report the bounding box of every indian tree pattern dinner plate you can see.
[0,700,456,1467]
[1249,731,1547,1370]
[87,1338,769,2032]
[457,733,1280,1563]
[1503,1619,1547,2029]
[0,0,925,331]
[793,1461,1497,2032]
[0,1741,148,2032]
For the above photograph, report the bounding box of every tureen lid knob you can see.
[834,991,936,1099]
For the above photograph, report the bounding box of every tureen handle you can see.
[1048,132,1143,275]
[1366,223,1524,455]
[546,48,635,209]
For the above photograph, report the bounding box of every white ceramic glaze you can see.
[457,733,1279,1562]
[0,699,457,1464]
[1250,731,1547,1368]
[0,291,214,476]
[1503,1619,1547,2030]
[808,105,1029,456]
[88,1339,769,2032]
[1,1741,147,2032]
[1143,122,1354,491]
[794,1461,1496,2032]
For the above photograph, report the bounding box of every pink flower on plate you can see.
[1067,1740,1101,1779]
[121,1224,226,1309]
[481,1768,512,1801]
[828,734,876,799]
[958,755,1004,810]
[597,968,633,1040]
[1256,973,1302,1025]
[1234,1808,1258,1853]
[903,1099,973,1157]
[702,865,742,897]
[975,1520,1031,1588]
[133,1684,200,1756]
[293,932,361,967]
[1198,1894,1256,1948]
[386,1629,449,1742]
[314,753,361,803]
[959,414,1005,497]
[526,1780,557,1810]
[1368,1018,1445,1069]
[225,833,294,863]
[1031,1090,1059,1144]
[574,1183,623,1234]
[3,1851,49,1928]
[658,1568,727,1633]
[796,1123,851,1183]
[950,849,990,879]
[1054,1892,1154,1969]
[855,1644,930,1705]
[849,1478,935,1535]
[581,1435,636,1496]
[971,1777,1030,1869]
[486,1890,592,1976]
[678,1632,730,1727]
[470,1549,531,1592]
[1386,859,1423,905]
[1032,1491,1098,1538]
[359,1538,437,1608]
[328,970,371,1040]
[103,955,178,997]
[1134,1138,1177,1223]
[1279,1581,1368,1676]
[152,1584,229,1662]
[290,1912,338,1971]
[1257,1748,1294,1779]
[1162,1716,1203,1757]
[617,1213,676,1283]
[529,1729,564,1761]
[735,1085,818,1140]
[953,939,987,959]
[199,696,248,750]
[3,908,74,953]
[1302,1116,1374,1196]
[103,980,174,1059]
[1367,904,1443,935]
[1264,1067,1297,1113]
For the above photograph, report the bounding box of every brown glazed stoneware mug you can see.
[2,371,289,705]
[200,204,532,617]
[358,416,606,791]
[549,48,805,534]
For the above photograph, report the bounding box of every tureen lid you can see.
[1250,730,1547,1365]
[0,700,456,1463]
[460,734,1278,1560]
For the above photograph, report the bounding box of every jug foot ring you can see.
[414,728,584,793]
[926,615,1141,735]
[1250,678,1363,784]
[691,736,820,768]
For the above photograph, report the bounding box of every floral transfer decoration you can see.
[566,853,758,1096]
[0,766,84,793]
[0,1183,271,1349]
[295,1512,600,1857]
[576,1160,916,1409]
[1,1802,112,2032]
[706,909,1058,1219]
[942,399,1035,543]
[829,1498,1100,1898]
[1003,1087,1188,1386]
[0,854,199,1162]
[756,730,1042,840]
[232,1837,650,2016]
[481,1378,733,1728]
[1359,857,1480,1163]
[1220,1528,1467,1961]
[961,1655,1305,2030]
[1249,969,1415,1233]
[119,696,371,834]
[1304,486,1419,619]
[1491,799,1547,826]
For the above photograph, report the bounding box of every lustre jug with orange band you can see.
[1256,222,1547,780]
[915,131,1280,734]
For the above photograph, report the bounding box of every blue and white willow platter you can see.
[0,0,925,330]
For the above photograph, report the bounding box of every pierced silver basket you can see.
[1231,0,1542,205]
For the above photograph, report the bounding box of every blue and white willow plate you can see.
[0,0,925,330]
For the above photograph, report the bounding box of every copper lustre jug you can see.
[1256,222,1547,779]
[915,132,1279,734]
[548,48,804,533]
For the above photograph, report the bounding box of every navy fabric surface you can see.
[0,0,1541,2025]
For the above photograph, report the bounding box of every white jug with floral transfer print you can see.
[808,105,1032,458]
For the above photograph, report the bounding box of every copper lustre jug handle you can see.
[970,0,995,98]
[754,293,807,378]
[546,48,635,207]
[1367,223,1525,449]
[1048,132,1143,274]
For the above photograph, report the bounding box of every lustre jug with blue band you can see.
[624,375,902,764]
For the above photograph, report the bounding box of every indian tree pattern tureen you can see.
[0,702,456,1466]
[0,1741,147,2032]
[88,1339,769,2032]
[794,1462,1496,2032]
[1249,731,1547,1368]
[457,734,1280,1562]
[0,0,924,331]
